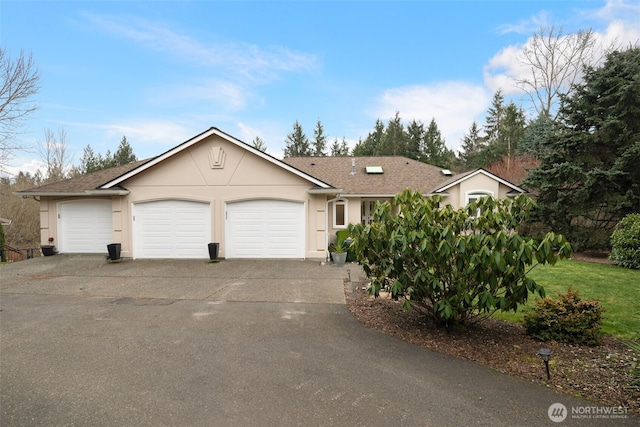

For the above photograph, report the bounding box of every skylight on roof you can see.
[366,166,383,174]
[441,169,453,176]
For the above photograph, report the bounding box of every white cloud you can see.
[374,82,490,152]
[236,122,262,144]
[497,11,551,35]
[587,0,640,22]
[3,158,47,179]
[83,13,318,81]
[92,120,193,146]
[149,79,250,111]
[483,45,528,96]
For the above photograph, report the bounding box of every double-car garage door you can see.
[131,199,304,259]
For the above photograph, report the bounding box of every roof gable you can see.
[434,169,525,194]
[101,127,331,190]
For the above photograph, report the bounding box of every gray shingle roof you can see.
[283,156,459,195]
[16,160,150,195]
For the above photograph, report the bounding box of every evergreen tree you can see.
[75,136,137,175]
[283,120,311,157]
[77,144,101,174]
[519,113,556,158]
[330,137,350,156]
[480,92,526,168]
[405,119,424,161]
[524,47,640,249]
[311,119,327,156]
[352,120,385,156]
[113,136,137,166]
[252,136,268,152]
[458,121,484,170]
[422,118,454,169]
[381,111,407,155]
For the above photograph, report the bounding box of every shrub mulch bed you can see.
[344,255,639,415]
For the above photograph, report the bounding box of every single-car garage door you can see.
[58,199,113,253]
[133,200,211,259]
[225,199,304,259]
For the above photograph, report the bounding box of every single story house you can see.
[16,127,525,260]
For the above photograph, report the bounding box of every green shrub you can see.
[524,287,604,346]
[348,190,572,326]
[335,229,356,262]
[610,213,640,269]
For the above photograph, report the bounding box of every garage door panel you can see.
[133,200,210,259]
[58,200,113,253]
[226,199,304,259]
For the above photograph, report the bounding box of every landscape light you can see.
[537,348,553,380]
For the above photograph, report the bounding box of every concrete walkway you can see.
[0,256,635,426]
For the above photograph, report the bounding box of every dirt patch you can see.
[571,252,614,265]
[344,254,639,415]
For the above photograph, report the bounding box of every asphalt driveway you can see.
[0,256,635,426]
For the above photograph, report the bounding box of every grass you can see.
[494,260,640,340]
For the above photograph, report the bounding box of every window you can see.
[465,191,493,217]
[333,199,347,228]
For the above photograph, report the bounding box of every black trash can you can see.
[107,243,121,261]
[208,243,219,260]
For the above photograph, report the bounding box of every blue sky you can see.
[1,0,639,176]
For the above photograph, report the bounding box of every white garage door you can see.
[58,200,113,253]
[225,200,304,259]
[133,200,211,259]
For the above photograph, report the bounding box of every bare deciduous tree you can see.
[38,127,73,181]
[517,26,598,119]
[0,48,40,173]
[0,173,40,247]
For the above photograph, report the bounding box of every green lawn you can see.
[494,260,640,340]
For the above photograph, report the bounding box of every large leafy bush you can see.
[348,190,571,326]
[610,213,640,269]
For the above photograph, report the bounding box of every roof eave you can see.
[307,188,343,195]
[14,190,130,197]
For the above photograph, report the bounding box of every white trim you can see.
[332,199,348,229]
[100,127,332,190]
[436,169,525,194]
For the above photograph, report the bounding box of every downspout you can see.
[325,194,342,262]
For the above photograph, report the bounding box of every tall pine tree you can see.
[283,120,311,157]
[524,47,640,249]
[312,119,327,156]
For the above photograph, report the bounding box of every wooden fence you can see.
[1,245,36,262]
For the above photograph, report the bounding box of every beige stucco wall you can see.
[443,173,515,209]
[40,134,332,259]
